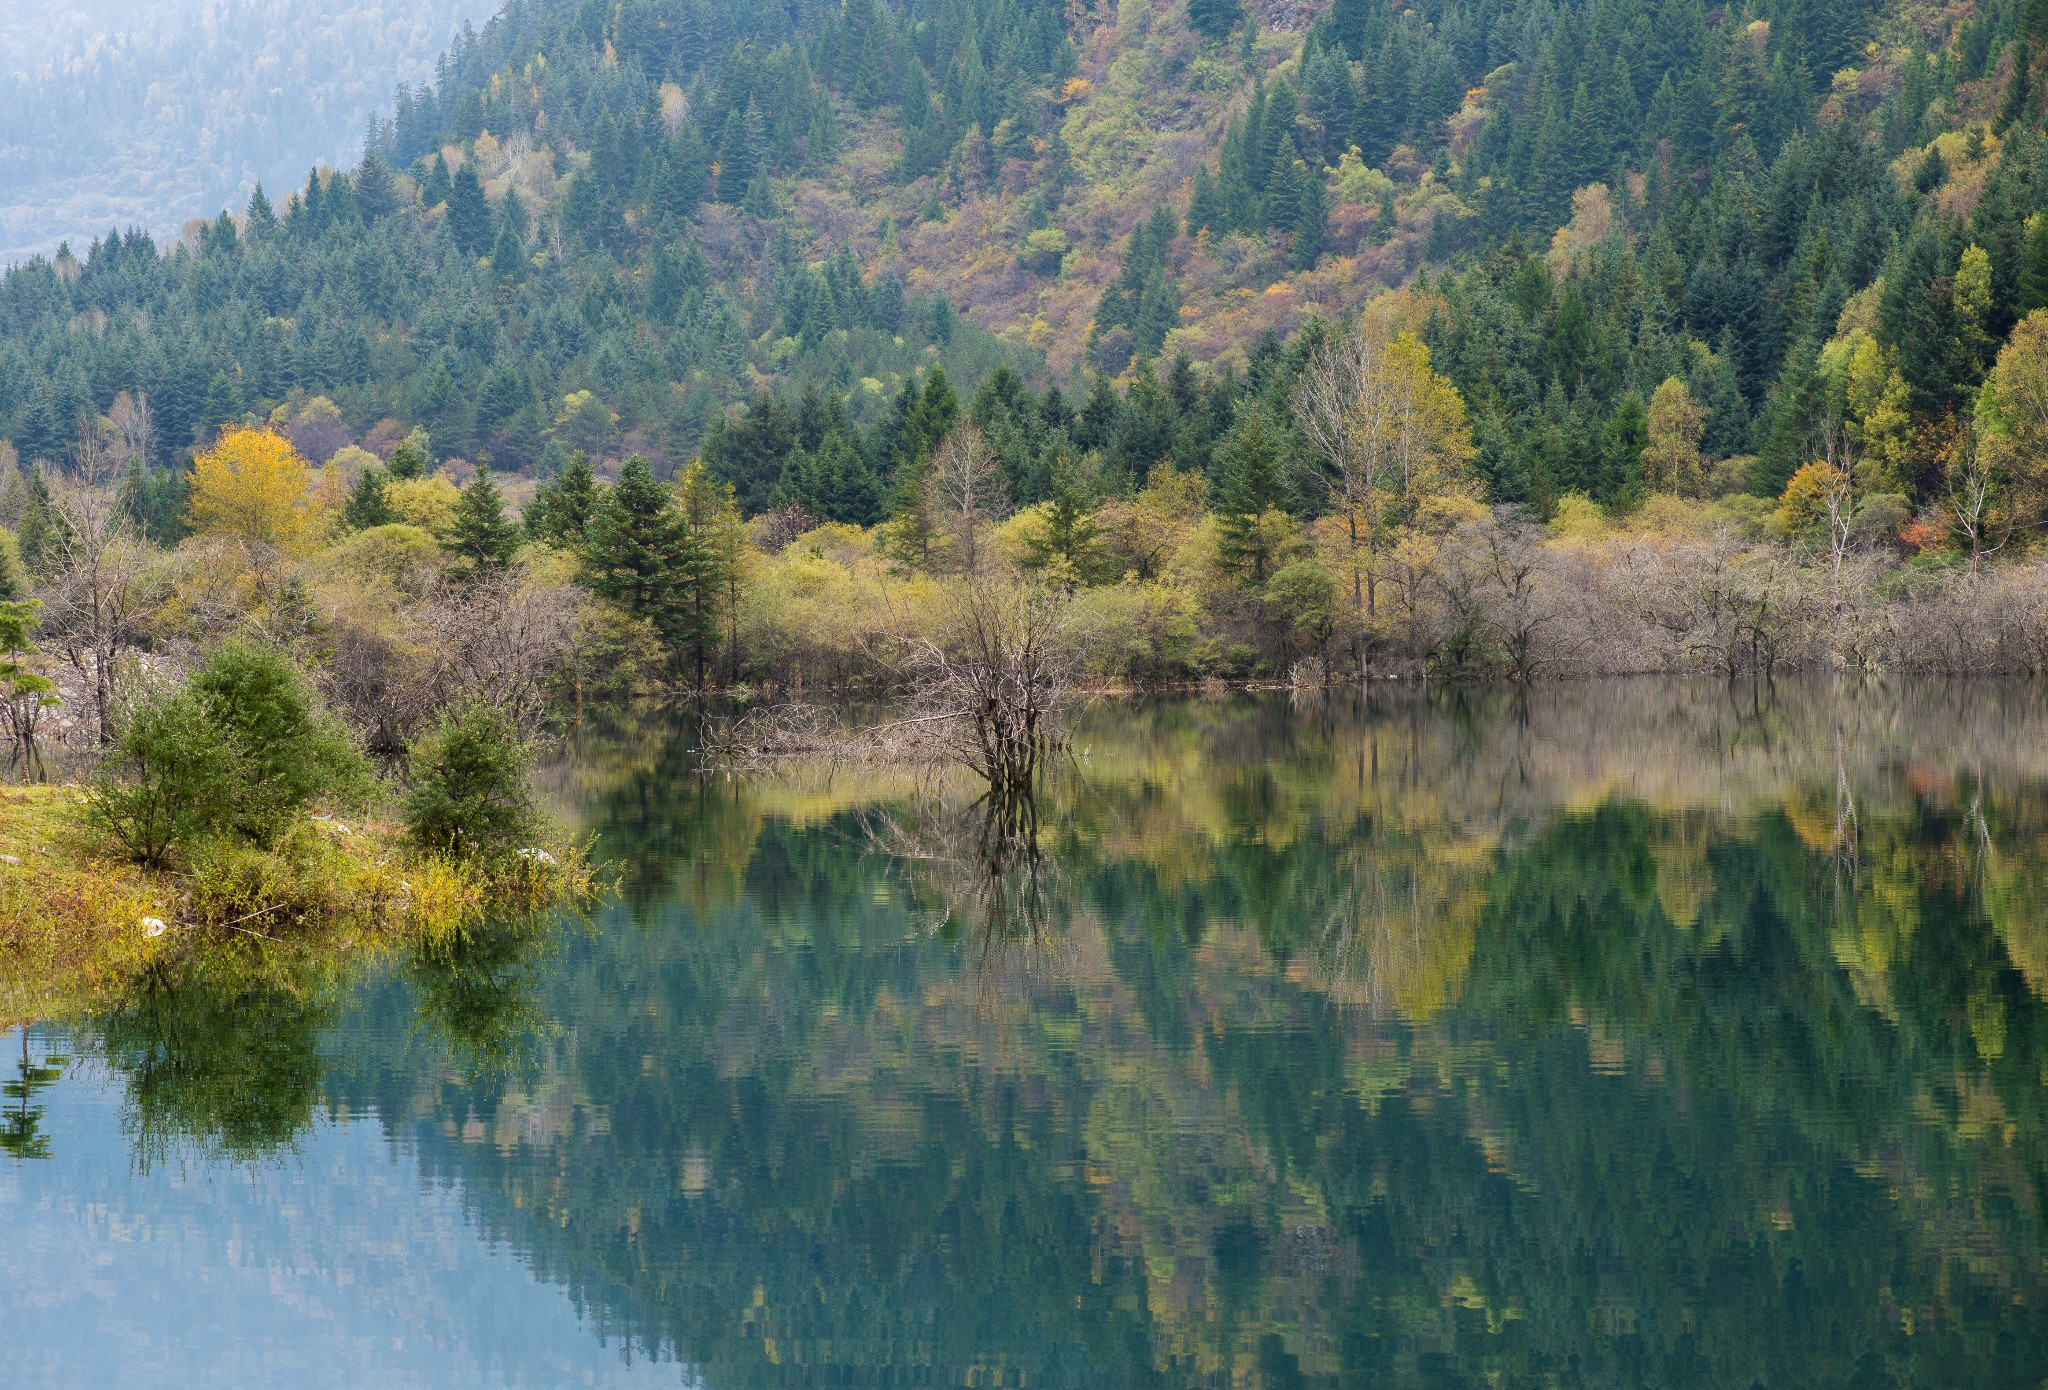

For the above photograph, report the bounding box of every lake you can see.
[5,681,2048,1388]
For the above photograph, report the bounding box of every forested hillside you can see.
[8,0,2048,688]
[0,0,499,264]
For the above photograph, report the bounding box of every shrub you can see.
[90,689,242,867]
[404,700,536,860]
[90,640,367,864]
[189,640,371,844]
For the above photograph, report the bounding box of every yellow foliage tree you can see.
[1974,308,2048,542]
[1641,377,1707,496]
[185,427,323,552]
[1294,327,1479,672]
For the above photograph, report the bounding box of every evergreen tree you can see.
[343,466,394,531]
[673,462,744,688]
[355,151,398,222]
[527,452,598,545]
[385,432,432,481]
[447,164,492,257]
[1187,164,1227,238]
[1024,448,1100,582]
[1187,0,1244,41]
[244,184,277,238]
[445,468,520,576]
[1214,404,1292,584]
[13,463,62,574]
[1290,161,1328,270]
[2019,215,2048,316]
[1598,391,1649,507]
[583,457,689,655]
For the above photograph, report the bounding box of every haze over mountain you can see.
[0,0,501,264]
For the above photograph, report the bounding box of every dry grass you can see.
[0,784,600,1031]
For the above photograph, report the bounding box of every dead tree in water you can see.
[897,579,1071,808]
[704,579,1073,815]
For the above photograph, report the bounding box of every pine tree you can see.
[201,372,244,436]
[527,452,599,544]
[674,462,746,688]
[0,534,22,601]
[445,468,520,576]
[14,462,63,574]
[1290,161,1328,270]
[343,467,394,530]
[447,164,492,257]
[1187,0,1244,41]
[1214,404,1292,584]
[385,431,432,481]
[2020,215,2048,315]
[491,219,526,285]
[583,457,689,654]
[244,184,277,239]
[354,151,398,222]
[1598,392,1649,507]
[1024,449,1100,583]
[1187,164,1227,238]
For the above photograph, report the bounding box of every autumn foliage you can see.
[186,427,324,553]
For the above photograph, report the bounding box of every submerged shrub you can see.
[404,700,536,860]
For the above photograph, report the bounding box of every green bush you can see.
[90,640,368,865]
[403,700,536,860]
[187,639,370,844]
[90,690,242,867]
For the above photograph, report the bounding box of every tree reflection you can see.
[405,916,559,1080]
[0,1028,65,1161]
[94,970,330,1169]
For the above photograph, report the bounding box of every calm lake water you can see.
[6,682,2048,1388]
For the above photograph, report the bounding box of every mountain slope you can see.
[1,0,2043,535]
[0,0,500,264]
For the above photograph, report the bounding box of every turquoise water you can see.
[5,684,2048,1388]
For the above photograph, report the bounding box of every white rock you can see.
[0,854,19,866]
[141,916,168,938]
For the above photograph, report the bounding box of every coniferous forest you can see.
[9,0,2048,701]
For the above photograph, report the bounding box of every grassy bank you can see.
[0,783,597,1031]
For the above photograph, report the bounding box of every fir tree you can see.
[13,463,62,574]
[445,468,520,576]
[583,456,689,651]
[1024,448,1100,582]
[1187,0,1243,41]
[447,164,492,257]
[2019,215,2048,316]
[1214,404,1292,584]
[1290,161,1328,270]
[354,151,398,222]
[343,466,393,531]
[527,452,598,545]
[385,432,432,481]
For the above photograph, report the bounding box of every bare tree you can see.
[1294,324,1479,680]
[323,571,585,751]
[896,578,1071,803]
[920,422,1008,573]
[1946,422,2000,576]
[1295,328,1383,651]
[105,392,155,471]
[39,424,156,743]
[1817,412,1858,588]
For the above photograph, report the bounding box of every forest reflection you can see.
[55,680,2048,1386]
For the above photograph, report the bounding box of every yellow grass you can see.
[0,785,600,1030]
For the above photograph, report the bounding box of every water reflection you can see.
[8,679,2048,1387]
